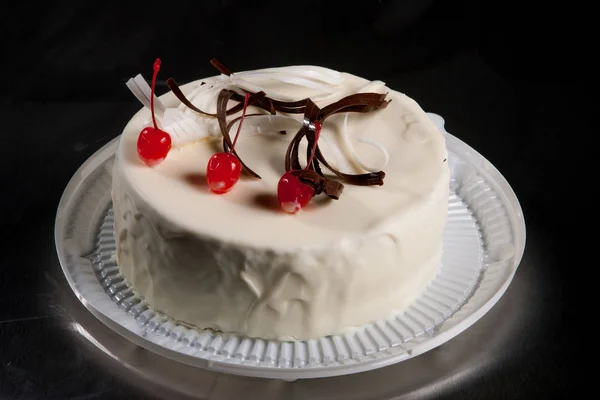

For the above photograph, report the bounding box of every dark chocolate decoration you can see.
[291,169,344,200]
[284,96,390,195]
[167,59,391,200]
[210,58,232,76]
[167,77,310,117]
[166,78,259,117]
[319,92,391,120]
[166,78,215,117]
[215,90,262,178]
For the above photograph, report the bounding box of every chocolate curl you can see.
[285,125,306,172]
[167,59,315,125]
[166,78,255,117]
[318,93,389,186]
[166,78,216,116]
[285,99,320,171]
[222,112,266,156]
[209,59,309,114]
[169,60,389,120]
[167,76,310,118]
[168,59,391,192]
[285,94,390,195]
[210,58,233,76]
[285,128,344,199]
[284,100,343,198]
[302,100,324,175]
[314,146,386,186]
[216,90,262,178]
[292,169,344,200]
[319,92,391,120]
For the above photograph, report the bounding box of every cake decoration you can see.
[214,89,268,179]
[135,59,172,166]
[129,59,392,212]
[284,95,389,187]
[277,120,323,213]
[205,92,251,194]
[165,60,391,211]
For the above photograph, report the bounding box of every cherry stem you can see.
[230,92,251,152]
[305,121,322,170]
[150,58,161,130]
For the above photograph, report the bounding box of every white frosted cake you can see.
[111,61,450,340]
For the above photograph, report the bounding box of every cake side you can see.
[111,66,450,340]
[112,158,446,340]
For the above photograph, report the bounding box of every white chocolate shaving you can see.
[336,80,390,172]
[341,113,390,173]
[162,109,209,146]
[234,65,345,85]
[125,74,166,117]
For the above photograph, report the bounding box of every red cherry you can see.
[277,171,314,214]
[206,152,242,194]
[206,92,251,194]
[137,58,172,166]
[277,120,322,213]
[137,127,172,166]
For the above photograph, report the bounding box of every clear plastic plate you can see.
[54,113,526,380]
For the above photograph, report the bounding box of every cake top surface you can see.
[115,65,449,248]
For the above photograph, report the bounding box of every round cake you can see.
[111,62,450,340]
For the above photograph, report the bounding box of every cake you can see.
[111,59,450,341]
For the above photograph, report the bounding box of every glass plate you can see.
[54,113,526,380]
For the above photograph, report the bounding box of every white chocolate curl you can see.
[339,80,390,173]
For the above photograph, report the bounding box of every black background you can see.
[0,0,586,398]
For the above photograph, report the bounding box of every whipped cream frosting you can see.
[112,66,450,340]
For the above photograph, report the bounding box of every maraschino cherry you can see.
[206,92,251,194]
[277,121,322,214]
[137,58,172,166]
